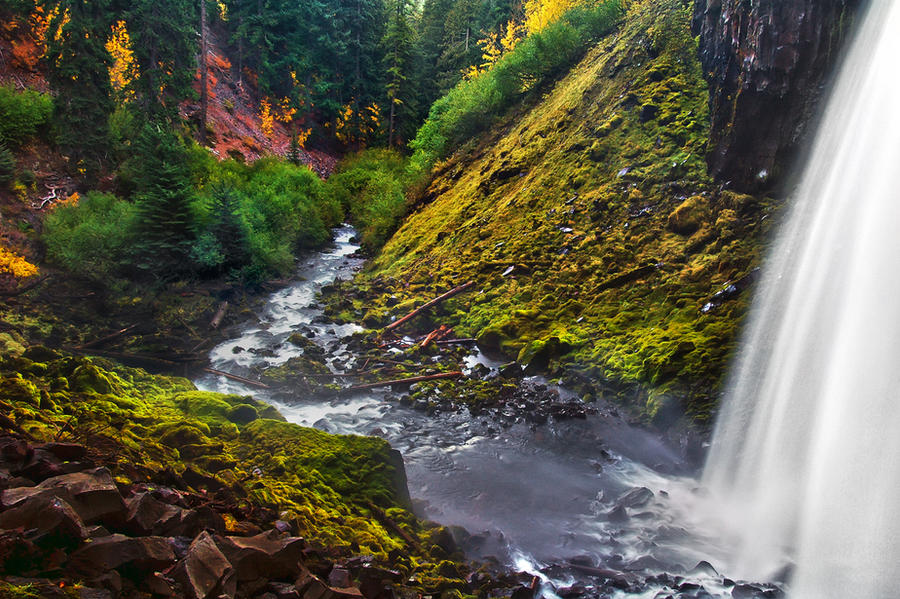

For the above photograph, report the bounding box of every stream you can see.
[195,226,777,599]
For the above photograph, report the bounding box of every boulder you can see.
[1,467,126,525]
[215,529,305,582]
[297,568,365,599]
[69,534,176,576]
[124,492,185,536]
[328,567,352,588]
[615,487,654,510]
[172,531,236,599]
[0,495,88,546]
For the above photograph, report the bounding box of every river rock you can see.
[615,487,654,509]
[215,529,306,582]
[172,531,236,599]
[0,494,88,546]
[125,492,183,535]
[297,568,365,599]
[328,567,352,588]
[69,534,176,576]
[1,467,126,525]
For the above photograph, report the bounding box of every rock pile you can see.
[0,436,405,599]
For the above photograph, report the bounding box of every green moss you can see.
[322,0,775,423]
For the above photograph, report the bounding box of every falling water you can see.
[703,1,900,596]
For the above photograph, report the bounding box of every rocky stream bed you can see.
[191,227,784,599]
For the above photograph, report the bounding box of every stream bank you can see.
[197,227,782,599]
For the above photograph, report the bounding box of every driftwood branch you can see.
[384,281,475,332]
[210,301,229,329]
[203,367,270,389]
[365,501,421,550]
[75,324,138,350]
[435,338,477,345]
[0,274,52,297]
[346,371,463,391]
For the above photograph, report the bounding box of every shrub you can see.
[43,192,137,281]
[0,85,53,147]
[192,156,342,282]
[325,150,409,252]
[409,0,624,174]
[0,142,14,187]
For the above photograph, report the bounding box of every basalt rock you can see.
[69,534,176,577]
[1,467,127,526]
[693,0,860,190]
[172,531,236,599]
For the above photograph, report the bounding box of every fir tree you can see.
[383,0,418,147]
[44,0,115,180]
[0,141,15,188]
[131,123,196,278]
[127,0,197,121]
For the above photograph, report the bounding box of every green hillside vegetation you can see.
[326,0,776,424]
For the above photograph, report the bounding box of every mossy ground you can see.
[0,337,477,593]
[327,0,778,425]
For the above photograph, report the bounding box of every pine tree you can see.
[131,123,196,278]
[127,0,197,121]
[196,184,250,276]
[44,0,115,180]
[383,0,417,147]
[0,141,15,188]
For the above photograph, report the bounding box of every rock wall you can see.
[693,0,860,190]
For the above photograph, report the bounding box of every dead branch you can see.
[203,367,270,389]
[210,301,229,329]
[384,281,475,332]
[75,324,138,350]
[345,371,463,391]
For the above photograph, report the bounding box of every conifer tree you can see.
[383,0,417,147]
[131,123,196,278]
[127,0,197,121]
[44,0,115,180]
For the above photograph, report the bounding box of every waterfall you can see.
[702,1,900,596]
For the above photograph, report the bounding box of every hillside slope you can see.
[343,0,777,424]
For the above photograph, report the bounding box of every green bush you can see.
[409,0,624,174]
[325,150,409,252]
[0,85,53,147]
[192,156,342,282]
[0,143,14,187]
[43,192,137,281]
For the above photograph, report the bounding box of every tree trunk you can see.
[199,0,208,145]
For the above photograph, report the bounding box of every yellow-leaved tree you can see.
[524,0,582,34]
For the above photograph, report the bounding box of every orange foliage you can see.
[0,244,39,279]
[333,102,381,145]
[259,98,274,137]
[106,20,136,99]
[210,52,231,70]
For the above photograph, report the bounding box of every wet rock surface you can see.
[694,0,860,189]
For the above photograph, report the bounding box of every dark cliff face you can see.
[693,0,860,191]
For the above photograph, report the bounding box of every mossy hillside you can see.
[336,0,777,423]
[0,340,427,563]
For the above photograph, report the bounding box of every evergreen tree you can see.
[131,123,196,278]
[0,141,15,188]
[44,0,115,180]
[383,0,418,147]
[194,185,250,276]
[127,0,197,121]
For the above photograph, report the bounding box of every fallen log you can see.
[419,325,451,349]
[210,301,229,329]
[365,501,421,550]
[0,274,52,297]
[384,281,475,332]
[75,324,138,350]
[69,348,178,368]
[202,367,270,389]
[345,371,463,391]
[435,338,477,345]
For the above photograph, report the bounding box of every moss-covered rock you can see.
[324,0,777,423]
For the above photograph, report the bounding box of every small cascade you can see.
[703,1,900,596]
